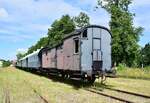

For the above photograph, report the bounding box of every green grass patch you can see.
[0,67,150,103]
[0,67,118,103]
[116,66,150,80]
[93,77,150,96]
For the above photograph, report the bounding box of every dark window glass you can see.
[45,51,48,56]
[74,39,79,54]
[82,30,87,38]
[59,44,63,49]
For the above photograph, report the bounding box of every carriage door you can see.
[92,28,102,71]
[81,28,93,72]
[26,58,28,68]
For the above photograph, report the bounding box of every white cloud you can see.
[77,0,97,7]
[0,8,8,18]
[0,0,83,22]
[130,0,150,33]
[134,15,150,30]
[73,0,110,27]
[0,0,149,60]
[88,9,110,28]
[0,29,11,34]
[16,48,27,53]
[0,0,86,43]
[132,0,150,7]
[0,34,33,42]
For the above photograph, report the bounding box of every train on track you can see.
[16,25,112,83]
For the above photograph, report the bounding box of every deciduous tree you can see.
[24,15,75,58]
[73,12,90,28]
[97,0,143,67]
[16,52,25,60]
[141,43,150,66]
[47,15,75,46]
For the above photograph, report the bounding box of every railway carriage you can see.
[27,49,41,69]
[16,60,22,67]
[17,49,41,69]
[40,25,112,82]
[20,58,27,68]
[17,25,112,83]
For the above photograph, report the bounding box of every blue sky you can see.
[0,0,150,60]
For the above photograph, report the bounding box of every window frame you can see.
[73,38,79,54]
[82,29,88,39]
[45,51,48,56]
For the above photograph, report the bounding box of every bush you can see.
[144,66,150,71]
[117,66,150,80]
[117,63,126,71]
[2,60,11,67]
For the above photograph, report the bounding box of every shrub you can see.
[2,60,11,67]
[117,63,126,71]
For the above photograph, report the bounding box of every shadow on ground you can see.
[16,67,115,91]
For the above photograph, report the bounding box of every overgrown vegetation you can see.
[26,37,49,55]
[47,15,75,47]
[97,0,143,67]
[117,65,150,80]
[73,12,90,28]
[16,52,25,60]
[0,67,122,103]
[2,60,11,67]
[0,67,150,103]
[141,43,150,66]
[17,12,90,57]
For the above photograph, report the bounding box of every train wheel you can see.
[61,73,65,79]
[88,76,96,84]
[67,74,70,79]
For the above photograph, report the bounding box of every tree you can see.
[2,60,11,67]
[141,43,150,66]
[16,52,25,60]
[27,37,48,55]
[47,15,75,46]
[24,37,49,56]
[97,0,143,67]
[73,12,90,28]
[23,14,75,58]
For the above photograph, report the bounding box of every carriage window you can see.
[82,30,87,38]
[58,44,63,49]
[45,51,48,56]
[94,39,100,49]
[74,39,79,54]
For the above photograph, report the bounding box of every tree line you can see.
[17,0,150,67]
[0,60,11,67]
[16,12,90,59]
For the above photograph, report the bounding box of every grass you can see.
[0,67,150,103]
[116,66,150,80]
[0,67,118,103]
[94,78,150,96]
[93,78,150,103]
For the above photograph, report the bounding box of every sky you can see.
[0,0,150,60]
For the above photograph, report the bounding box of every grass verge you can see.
[116,66,150,80]
[0,67,121,103]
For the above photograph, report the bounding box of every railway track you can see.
[33,89,49,103]
[85,87,150,103]
[3,88,10,103]
[93,87,150,99]
[85,88,134,103]
[24,80,49,103]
